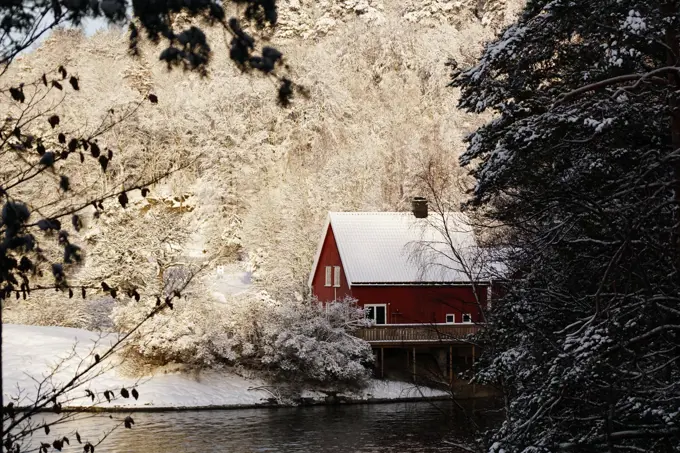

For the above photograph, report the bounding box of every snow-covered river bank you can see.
[2,324,447,410]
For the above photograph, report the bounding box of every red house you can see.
[308,200,498,326]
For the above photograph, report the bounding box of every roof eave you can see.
[329,213,354,287]
[351,281,492,286]
[307,214,355,288]
[307,214,331,289]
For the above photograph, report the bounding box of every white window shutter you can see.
[333,266,341,287]
[325,266,332,287]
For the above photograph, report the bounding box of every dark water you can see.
[26,402,490,453]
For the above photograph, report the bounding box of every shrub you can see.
[113,291,373,386]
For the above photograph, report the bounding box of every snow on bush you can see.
[230,293,373,385]
[113,292,373,386]
[2,297,91,328]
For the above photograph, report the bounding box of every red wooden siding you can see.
[351,285,487,324]
[310,225,352,302]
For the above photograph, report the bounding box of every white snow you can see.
[311,211,500,285]
[2,324,271,408]
[210,271,253,302]
[622,10,646,34]
[466,23,527,86]
[207,262,254,302]
[2,324,447,409]
[584,117,614,133]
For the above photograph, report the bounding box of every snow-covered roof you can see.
[309,211,501,287]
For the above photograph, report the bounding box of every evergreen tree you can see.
[454,0,680,451]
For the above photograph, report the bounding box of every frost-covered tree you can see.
[0,0,298,100]
[1,1,301,451]
[453,0,680,451]
[114,290,372,389]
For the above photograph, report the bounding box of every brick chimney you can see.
[411,197,428,218]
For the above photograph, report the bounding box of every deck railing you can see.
[355,323,481,344]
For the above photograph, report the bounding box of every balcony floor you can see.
[355,323,481,346]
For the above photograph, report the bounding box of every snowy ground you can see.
[207,262,254,302]
[2,324,447,409]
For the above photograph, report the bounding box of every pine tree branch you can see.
[555,66,680,105]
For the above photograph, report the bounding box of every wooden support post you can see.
[412,347,417,382]
[472,345,476,396]
[449,345,453,385]
[380,347,384,379]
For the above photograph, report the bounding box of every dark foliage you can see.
[0,0,303,103]
[454,0,680,451]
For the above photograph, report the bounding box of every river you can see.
[26,401,492,452]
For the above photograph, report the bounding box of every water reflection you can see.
[30,401,487,453]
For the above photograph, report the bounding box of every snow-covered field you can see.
[2,324,447,409]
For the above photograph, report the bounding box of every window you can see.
[462,313,472,324]
[365,304,387,325]
[333,266,341,287]
[324,266,332,287]
[445,314,455,324]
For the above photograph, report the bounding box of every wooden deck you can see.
[355,324,481,346]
